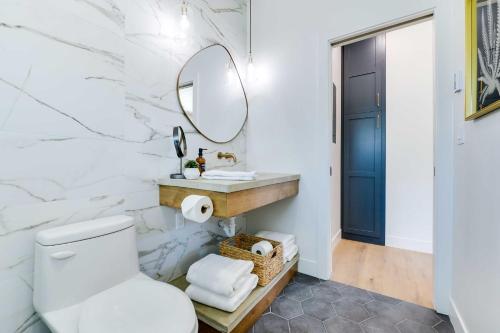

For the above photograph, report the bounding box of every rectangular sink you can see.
[158,172,300,193]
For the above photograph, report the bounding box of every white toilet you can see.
[33,215,198,333]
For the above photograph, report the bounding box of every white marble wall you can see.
[0,1,247,332]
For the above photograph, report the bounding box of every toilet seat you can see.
[78,278,197,333]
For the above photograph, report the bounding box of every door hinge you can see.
[376,92,381,107]
[376,112,381,128]
[330,166,332,176]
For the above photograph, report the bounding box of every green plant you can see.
[184,160,198,168]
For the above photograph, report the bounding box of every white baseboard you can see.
[386,235,433,254]
[331,229,342,250]
[298,257,317,276]
[449,296,468,333]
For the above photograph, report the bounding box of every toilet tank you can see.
[33,215,140,314]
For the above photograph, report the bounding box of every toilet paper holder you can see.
[181,195,214,223]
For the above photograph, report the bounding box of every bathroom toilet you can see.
[33,215,198,333]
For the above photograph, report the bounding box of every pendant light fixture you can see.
[247,0,255,79]
[180,0,190,31]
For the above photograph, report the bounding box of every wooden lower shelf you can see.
[168,256,299,333]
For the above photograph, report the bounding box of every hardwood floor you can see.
[331,239,434,308]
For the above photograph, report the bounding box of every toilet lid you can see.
[78,279,197,333]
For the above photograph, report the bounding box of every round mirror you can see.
[177,44,248,143]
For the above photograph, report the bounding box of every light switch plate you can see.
[454,71,463,93]
[175,211,185,229]
[456,124,465,145]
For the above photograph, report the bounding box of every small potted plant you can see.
[183,160,200,179]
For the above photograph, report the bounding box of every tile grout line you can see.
[432,319,444,327]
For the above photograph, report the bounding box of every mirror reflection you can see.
[177,44,248,143]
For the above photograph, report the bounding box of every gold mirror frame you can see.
[465,0,500,120]
[176,44,248,143]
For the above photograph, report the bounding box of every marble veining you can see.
[0,0,247,332]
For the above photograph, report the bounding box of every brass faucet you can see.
[217,152,237,163]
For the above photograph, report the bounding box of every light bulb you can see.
[247,55,256,80]
[180,2,190,30]
[180,14,189,30]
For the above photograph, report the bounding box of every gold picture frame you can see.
[466,0,500,120]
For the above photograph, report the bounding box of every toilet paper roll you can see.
[251,241,273,256]
[181,195,213,223]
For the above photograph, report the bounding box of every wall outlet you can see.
[175,211,185,229]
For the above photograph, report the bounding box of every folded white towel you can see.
[202,175,255,181]
[255,231,296,248]
[203,170,257,178]
[233,274,249,291]
[186,254,254,298]
[283,244,299,263]
[186,274,259,312]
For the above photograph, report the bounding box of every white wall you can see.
[451,114,500,333]
[450,2,500,332]
[245,0,456,316]
[0,1,247,332]
[385,20,434,254]
[247,0,500,330]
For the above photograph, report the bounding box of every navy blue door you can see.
[341,35,386,245]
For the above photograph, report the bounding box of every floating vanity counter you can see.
[158,173,300,218]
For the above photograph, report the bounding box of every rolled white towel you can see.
[203,170,256,178]
[186,274,259,313]
[255,231,295,248]
[283,244,299,263]
[202,175,255,181]
[186,254,253,298]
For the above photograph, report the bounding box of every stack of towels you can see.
[202,170,256,181]
[255,231,298,264]
[185,254,258,312]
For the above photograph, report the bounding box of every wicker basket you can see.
[219,234,284,286]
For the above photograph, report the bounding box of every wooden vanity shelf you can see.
[158,173,299,218]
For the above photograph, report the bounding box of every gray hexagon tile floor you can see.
[250,273,454,333]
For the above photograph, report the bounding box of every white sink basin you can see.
[158,172,300,193]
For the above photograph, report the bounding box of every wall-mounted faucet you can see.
[217,152,237,164]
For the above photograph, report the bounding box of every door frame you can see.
[340,35,387,246]
[319,9,452,313]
